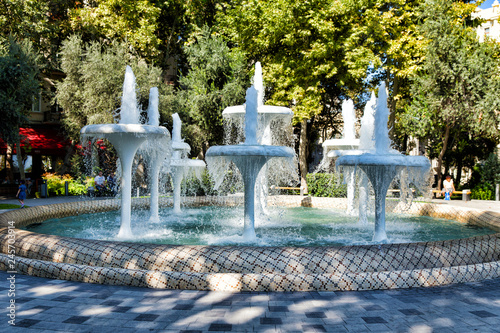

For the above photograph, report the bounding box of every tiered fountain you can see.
[222,62,294,214]
[81,66,170,237]
[206,69,295,240]
[321,99,360,215]
[322,99,360,158]
[336,83,430,242]
[170,113,206,214]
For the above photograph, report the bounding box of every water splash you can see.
[119,65,140,124]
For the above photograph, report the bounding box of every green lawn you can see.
[0,203,23,209]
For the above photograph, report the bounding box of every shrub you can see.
[471,183,494,200]
[306,173,347,197]
[43,173,91,196]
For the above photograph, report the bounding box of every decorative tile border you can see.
[1,196,499,291]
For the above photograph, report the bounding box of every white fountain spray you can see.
[206,64,295,241]
[336,82,430,242]
[221,62,295,216]
[144,87,171,223]
[320,99,360,215]
[81,66,170,237]
[170,113,205,214]
[357,92,377,224]
[120,66,140,124]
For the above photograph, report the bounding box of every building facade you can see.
[474,0,500,42]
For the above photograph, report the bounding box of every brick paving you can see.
[1,270,500,332]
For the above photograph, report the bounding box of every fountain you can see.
[320,99,360,215]
[170,113,205,214]
[221,62,294,214]
[3,64,500,292]
[336,83,430,242]
[80,66,170,237]
[322,99,360,158]
[142,87,171,222]
[357,92,377,223]
[206,74,295,240]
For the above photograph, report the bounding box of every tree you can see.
[218,0,397,190]
[68,0,223,72]
[0,0,80,70]
[68,0,161,62]
[175,26,248,158]
[405,0,500,190]
[0,35,40,181]
[56,35,171,142]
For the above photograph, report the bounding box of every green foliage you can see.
[306,173,346,198]
[178,169,220,196]
[43,173,89,196]
[471,184,494,201]
[403,0,500,186]
[0,0,75,69]
[175,26,248,156]
[0,35,40,144]
[69,0,161,62]
[468,153,500,187]
[56,35,171,141]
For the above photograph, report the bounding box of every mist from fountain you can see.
[81,66,170,237]
[143,87,171,223]
[206,72,295,241]
[220,62,295,215]
[357,92,376,223]
[170,113,206,214]
[336,83,430,242]
[318,99,360,215]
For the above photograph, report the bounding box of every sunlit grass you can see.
[0,203,23,209]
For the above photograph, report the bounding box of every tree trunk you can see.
[5,144,14,182]
[456,157,463,186]
[436,124,451,191]
[60,143,76,175]
[15,142,25,181]
[299,119,309,194]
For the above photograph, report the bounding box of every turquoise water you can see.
[24,206,495,247]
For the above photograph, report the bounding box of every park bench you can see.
[270,185,305,195]
[431,189,471,201]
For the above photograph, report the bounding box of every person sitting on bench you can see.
[94,171,106,194]
[441,175,455,200]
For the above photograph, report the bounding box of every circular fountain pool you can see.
[2,196,500,292]
[24,206,495,247]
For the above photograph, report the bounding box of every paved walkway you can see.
[1,270,500,332]
[1,196,500,332]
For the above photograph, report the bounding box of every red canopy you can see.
[0,127,71,155]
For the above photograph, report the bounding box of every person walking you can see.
[16,180,27,208]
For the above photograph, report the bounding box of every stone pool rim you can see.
[1,196,500,292]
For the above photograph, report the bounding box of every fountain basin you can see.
[206,145,294,158]
[337,153,430,168]
[81,123,169,138]
[171,159,206,168]
[223,105,293,118]
[1,197,500,292]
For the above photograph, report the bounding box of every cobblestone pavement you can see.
[1,270,499,332]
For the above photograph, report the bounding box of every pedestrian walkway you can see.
[1,270,500,332]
